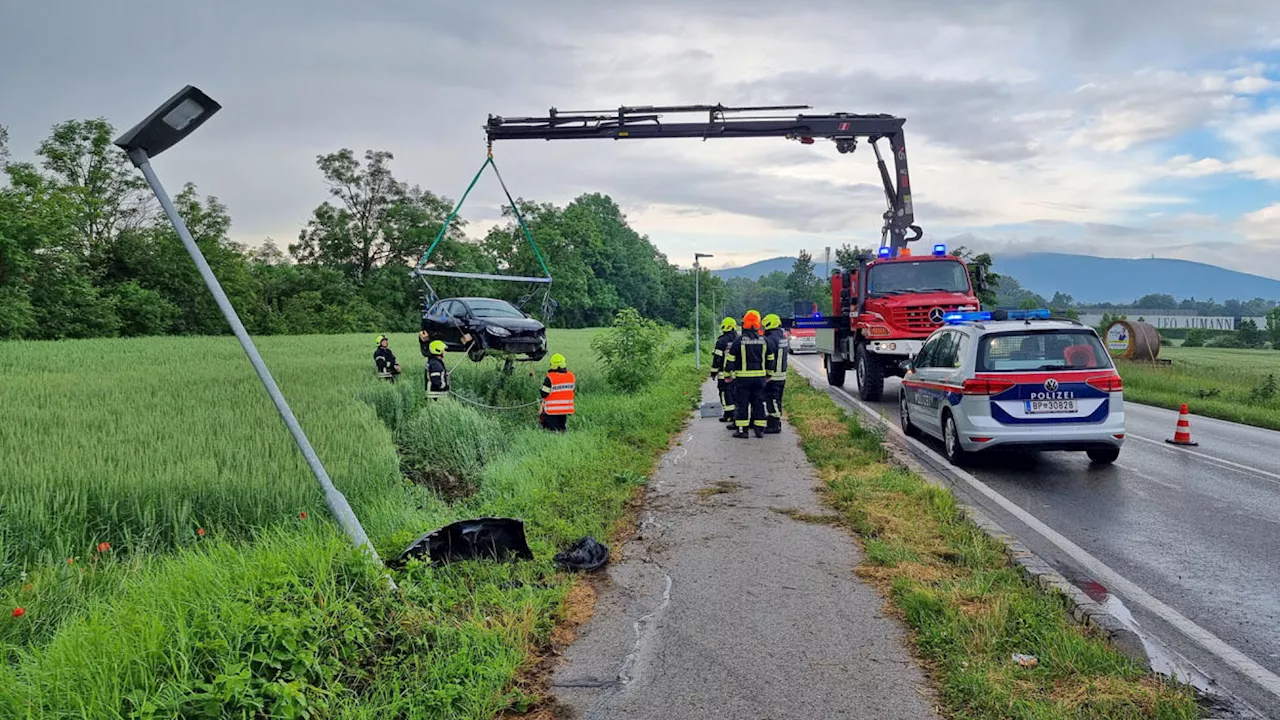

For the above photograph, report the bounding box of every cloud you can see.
[3,0,1280,278]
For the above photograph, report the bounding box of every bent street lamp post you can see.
[694,253,713,369]
[113,86,384,572]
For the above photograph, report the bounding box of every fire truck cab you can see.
[816,244,986,402]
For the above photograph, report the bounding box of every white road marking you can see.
[1127,434,1280,487]
[1113,462,1181,490]
[790,358,1280,700]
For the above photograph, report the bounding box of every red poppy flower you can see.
[67,557,75,564]
[97,542,111,553]
[11,608,24,618]
[197,527,206,537]
[300,512,308,519]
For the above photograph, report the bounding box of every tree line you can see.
[0,118,730,341]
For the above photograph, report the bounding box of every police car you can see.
[898,309,1125,465]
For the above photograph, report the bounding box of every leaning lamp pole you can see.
[113,86,384,570]
[694,252,713,369]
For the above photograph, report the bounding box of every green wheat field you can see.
[0,330,702,718]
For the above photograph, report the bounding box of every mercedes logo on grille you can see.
[928,307,945,323]
[1044,378,1059,392]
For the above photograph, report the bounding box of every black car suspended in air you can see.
[422,297,547,362]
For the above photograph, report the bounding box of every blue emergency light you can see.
[1005,309,1051,320]
[813,311,821,318]
[877,246,891,258]
[944,311,992,324]
[932,243,946,256]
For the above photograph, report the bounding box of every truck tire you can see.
[855,345,884,402]
[825,356,846,387]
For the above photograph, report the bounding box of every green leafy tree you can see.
[1236,318,1265,348]
[36,118,151,258]
[1183,328,1207,347]
[786,250,822,306]
[951,245,999,307]
[591,307,671,392]
[835,243,873,272]
[1266,308,1280,349]
[291,149,457,283]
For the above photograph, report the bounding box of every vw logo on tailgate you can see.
[928,307,945,324]
[1044,378,1059,391]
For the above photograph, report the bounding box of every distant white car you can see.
[786,328,818,354]
[899,310,1125,465]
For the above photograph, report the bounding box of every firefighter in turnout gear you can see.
[539,353,575,432]
[710,317,739,422]
[374,335,401,381]
[762,313,788,434]
[422,340,450,400]
[725,310,775,439]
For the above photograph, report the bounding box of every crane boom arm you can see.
[483,104,921,251]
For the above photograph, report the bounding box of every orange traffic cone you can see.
[1165,403,1198,446]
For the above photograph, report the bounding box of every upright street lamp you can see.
[113,86,384,571]
[694,253,714,369]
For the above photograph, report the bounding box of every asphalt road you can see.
[790,352,1280,718]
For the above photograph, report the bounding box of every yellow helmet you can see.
[428,340,446,355]
[375,334,388,346]
[720,317,737,333]
[549,353,566,369]
[762,313,781,330]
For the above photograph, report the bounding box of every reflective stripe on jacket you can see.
[726,330,773,378]
[542,369,576,415]
[765,328,789,378]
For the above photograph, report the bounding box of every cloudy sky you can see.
[4,0,1280,276]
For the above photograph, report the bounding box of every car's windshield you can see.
[978,331,1112,372]
[466,299,525,318]
[867,260,970,295]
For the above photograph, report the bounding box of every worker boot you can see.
[733,427,750,439]
[753,426,765,439]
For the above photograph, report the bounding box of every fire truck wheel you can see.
[856,345,884,402]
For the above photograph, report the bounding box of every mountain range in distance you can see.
[710,252,1280,304]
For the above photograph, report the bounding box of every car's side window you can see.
[951,333,968,369]
[934,331,960,369]
[915,334,941,368]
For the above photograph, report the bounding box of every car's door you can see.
[423,300,451,337]
[442,300,467,345]
[905,332,944,437]
[912,330,962,436]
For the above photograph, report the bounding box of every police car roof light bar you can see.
[944,311,992,324]
[1005,309,1052,320]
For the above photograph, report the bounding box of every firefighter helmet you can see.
[429,340,446,355]
[720,317,737,333]
[762,313,781,330]
[550,353,567,369]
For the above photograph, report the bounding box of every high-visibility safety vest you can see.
[542,370,576,415]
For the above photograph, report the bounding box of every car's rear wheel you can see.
[1087,447,1120,464]
[943,412,969,465]
[900,389,921,439]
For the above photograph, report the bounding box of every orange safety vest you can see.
[542,370,576,415]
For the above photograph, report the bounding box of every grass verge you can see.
[1116,346,1280,430]
[783,371,1203,720]
[0,329,702,718]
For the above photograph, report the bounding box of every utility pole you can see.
[694,253,713,369]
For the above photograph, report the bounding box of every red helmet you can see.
[742,310,762,330]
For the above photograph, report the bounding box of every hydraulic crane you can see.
[483,104,924,253]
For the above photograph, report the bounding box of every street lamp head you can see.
[113,85,221,161]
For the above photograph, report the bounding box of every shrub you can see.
[590,308,671,393]
[1182,328,1207,347]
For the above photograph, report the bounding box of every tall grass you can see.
[1117,346,1280,430]
[0,329,702,718]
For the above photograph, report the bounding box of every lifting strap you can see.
[414,149,552,281]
